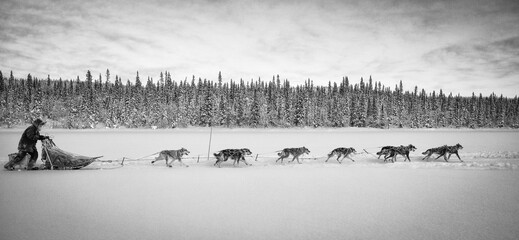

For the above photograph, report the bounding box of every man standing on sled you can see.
[4,118,49,170]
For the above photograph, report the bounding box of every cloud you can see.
[424,36,519,78]
[0,0,519,96]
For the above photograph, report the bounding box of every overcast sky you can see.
[1,0,518,96]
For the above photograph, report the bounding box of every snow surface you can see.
[1,128,518,240]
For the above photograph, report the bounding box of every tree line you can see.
[0,70,518,129]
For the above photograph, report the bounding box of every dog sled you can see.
[40,138,102,170]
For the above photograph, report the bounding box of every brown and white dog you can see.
[276,147,310,164]
[151,148,190,167]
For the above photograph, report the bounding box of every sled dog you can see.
[440,144,463,162]
[376,146,395,160]
[276,147,310,164]
[422,144,463,162]
[152,148,190,167]
[213,148,252,168]
[422,145,448,161]
[386,144,417,163]
[443,143,463,162]
[326,147,356,163]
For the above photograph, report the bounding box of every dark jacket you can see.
[18,124,45,152]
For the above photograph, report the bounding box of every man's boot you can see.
[26,155,39,170]
[4,162,14,170]
[4,153,21,170]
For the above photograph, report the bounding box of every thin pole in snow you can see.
[207,127,213,162]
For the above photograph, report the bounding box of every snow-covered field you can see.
[1,128,519,240]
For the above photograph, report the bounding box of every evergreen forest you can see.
[1,70,517,129]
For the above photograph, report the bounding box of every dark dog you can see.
[423,144,463,162]
[385,144,417,163]
[376,146,394,160]
[422,145,448,161]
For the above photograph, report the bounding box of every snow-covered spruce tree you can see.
[0,71,4,93]
[513,96,519,128]
[265,80,278,127]
[293,87,305,127]
[30,77,43,121]
[197,80,210,126]
[496,95,506,128]
[0,71,5,119]
[280,80,292,127]
[274,79,285,127]
[304,79,317,127]
[24,74,32,116]
[250,88,261,127]
[0,70,11,127]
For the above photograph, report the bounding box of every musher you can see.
[4,118,49,170]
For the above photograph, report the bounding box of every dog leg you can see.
[455,153,463,162]
[336,154,342,164]
[168,158,178,168]
[346,156,355,162]
[168,158,182,167]
[240,156,250,166]
[179,159,189,167]
[165,156,170,167]
[390,153,397,163]
[151,156,163,164]
[325,154,332,162]
[384,153,392,162]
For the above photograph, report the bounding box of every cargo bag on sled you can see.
[41,139,102,170]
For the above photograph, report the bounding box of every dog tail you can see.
[422,151,428,155]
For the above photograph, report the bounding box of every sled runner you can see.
[41,139,102,170]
